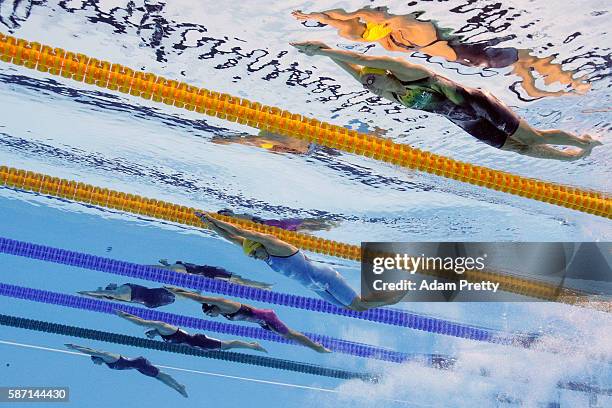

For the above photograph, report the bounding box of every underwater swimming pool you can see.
[0,1,610,407]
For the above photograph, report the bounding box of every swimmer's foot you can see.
[176,384,188,398]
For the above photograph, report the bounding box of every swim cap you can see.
[360,66,388,77]
[243,239,263,256]
[362,22,392,41]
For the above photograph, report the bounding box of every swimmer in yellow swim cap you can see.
[292,6,591,97]
[290,41,601,161]
[196,211,404,311]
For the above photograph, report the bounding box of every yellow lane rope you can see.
[0,33,609,219]
[1,164,604,308]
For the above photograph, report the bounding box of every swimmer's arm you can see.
[329,58,362,80]
[293,9,359,22]
[316,48,433,80]
[198,213,245,247]
[164,286,234,307]
[77,288,119,298]
[204,214,298,254]
[65,344,119,362]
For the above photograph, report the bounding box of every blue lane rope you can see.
[0,313,377,382]
[0,282,444,364]
[0,312,605,397]
[0,237,533,345]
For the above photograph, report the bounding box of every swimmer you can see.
[212,129,313,154]
[291,41,601,161]
[196,212,403,311]
[292,6,591,97]
[78,283,175,309]
[65,343,188,397]
[217,209,336,233]
[151,259,273,290]
[165,286,331,353]
[116,310,267,353]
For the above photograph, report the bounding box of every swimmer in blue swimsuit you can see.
[165,286,331,353]
[78,283,175,308]
[291,41,602,161]
[151,259,273,290]
[197,212,402,311]
[116,310,267,353]
[65,343,188,397]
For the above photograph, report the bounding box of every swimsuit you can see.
[100,356,160,377]
[451,42,519,69]
[176,261,233,280]
[391,76,520,148]
[252,216,304,232]
[217,304,290,335]
[387,24,519,69]
[159,328,222,350]
[124,284,175,308]
[265,251,358,308]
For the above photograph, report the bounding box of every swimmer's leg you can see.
[220,340,267,353]
[509,120,600,148]
[284,329,331,353]
[155,371,188,398]
[115,311,177,335]
[502,137,595,161]
[347,291,407,311]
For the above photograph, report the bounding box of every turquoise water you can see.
[0,1,610,407]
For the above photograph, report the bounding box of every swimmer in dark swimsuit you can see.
[165,286,331,353]
[151,259,273,290]
[291,41,601,161]
[116,310,267,353]
[292,6,591,97]
[217,209,336,233]
[196,212,403,311]
[78,283,175,308]
[65,343,188,397]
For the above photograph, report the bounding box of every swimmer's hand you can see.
[115,310,136,319]
[194,211,214,227]
[291,10,312,21]
[164,285,199,297]
[290,41,330,56]
[145,329,157,339]
[250,342,268,353]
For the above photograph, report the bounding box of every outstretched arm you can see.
[198,212,297,255]
[196,211,245,247]
[77,289,115,299]
[115,310,177,335]
[292,42,432,81]
[77,285,130,301]
[164,286,241,311]
[292,10,368,41]
[65,344,119,362]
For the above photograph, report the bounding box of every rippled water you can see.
[0,1,610,407]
